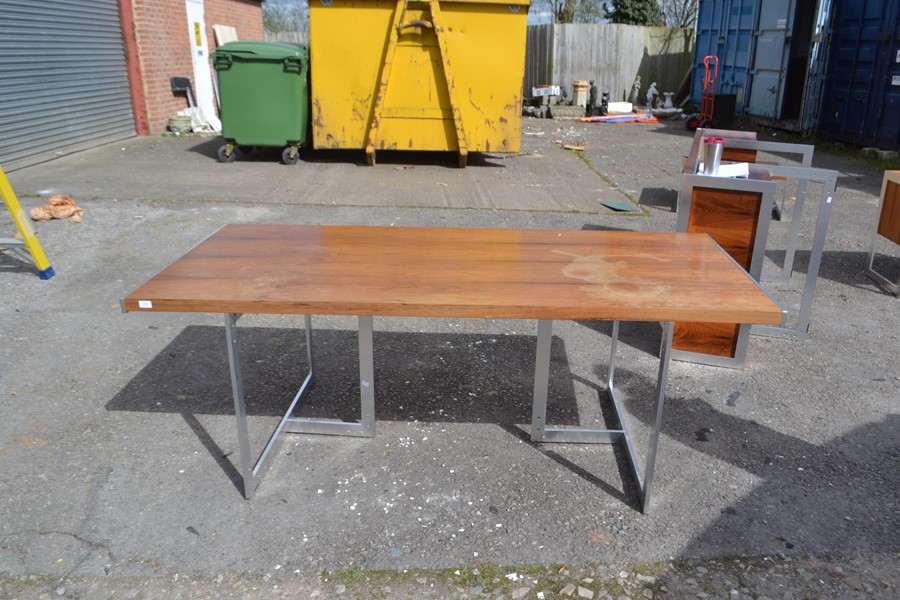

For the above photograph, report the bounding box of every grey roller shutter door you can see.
[0,0,135,169]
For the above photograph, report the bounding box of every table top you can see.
[121,224,783,324]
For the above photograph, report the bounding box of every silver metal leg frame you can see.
[226,314,376,499]
[722,139,815,285]
[865,244,900,296]
[752,167,838,339]
[764,178,808,284]
[531,320,675,513]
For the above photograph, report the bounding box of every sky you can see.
[528,1,554,25]
[528,10,554,25]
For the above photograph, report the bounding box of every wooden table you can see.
[122,224,783,511]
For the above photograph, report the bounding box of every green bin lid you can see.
[213,41,308,61]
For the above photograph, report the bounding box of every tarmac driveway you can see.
[1,118,897,598]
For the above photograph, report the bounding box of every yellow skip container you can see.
[308,0,530,166]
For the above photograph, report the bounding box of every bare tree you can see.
[263,0,309,34]
[533,0,698,27]
[556,0,577,22]
[658,0,699,28]
[574,0,608,22]
[531,0,607,23]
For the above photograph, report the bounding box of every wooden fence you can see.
[525,24,694,105]
[265,31,309,45]
[265,24,693,107]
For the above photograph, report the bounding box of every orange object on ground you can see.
[30,195,83,223]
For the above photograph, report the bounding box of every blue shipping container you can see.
[691,0,833,131]
[818,0,900,149]
[692,0,759,113]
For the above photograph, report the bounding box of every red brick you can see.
[124,0,264,133]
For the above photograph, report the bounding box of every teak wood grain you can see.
[122,225,782,325]
[684,186,763,270]
[673,321,742,357]
[722,147,758,163]
[879,176,900,245]
[673,186,765,358]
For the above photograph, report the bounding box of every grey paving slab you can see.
[6,124,625,214]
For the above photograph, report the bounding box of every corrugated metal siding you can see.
[0,0,135,169]
[818,0,900,149]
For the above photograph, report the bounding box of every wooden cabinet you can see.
[673,171,777,367]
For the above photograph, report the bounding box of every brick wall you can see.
[126,0,263,134]
[205,0,264,44]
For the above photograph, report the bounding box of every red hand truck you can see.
[686,55,719,131]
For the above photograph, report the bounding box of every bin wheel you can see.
[218,145,236,163]
[282,146,300,165]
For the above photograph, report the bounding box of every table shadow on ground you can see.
[106,325,655,500]
[107,325,582,426]
[504,356,671,512]
[763,249,899,295]
[575,320,663,359]
[579,346,900,538]
[624,387,900,556]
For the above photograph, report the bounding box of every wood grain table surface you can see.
[121,224,783,325]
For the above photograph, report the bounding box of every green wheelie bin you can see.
[212,41,309,165]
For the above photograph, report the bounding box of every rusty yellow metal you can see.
[309,0,530,166]
[364,0,407,166]
[428,0,469,167]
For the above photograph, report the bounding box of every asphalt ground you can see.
[1,118,898,599]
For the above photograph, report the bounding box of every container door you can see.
[747,0,794,118]
[819,0,900,148]
[797,0,835,133]
[692,0,758,113]
[867,2,900,146]
[185,0,221,131]
[881,25,900,146]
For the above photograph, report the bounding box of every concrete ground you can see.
[1,118,897,600]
